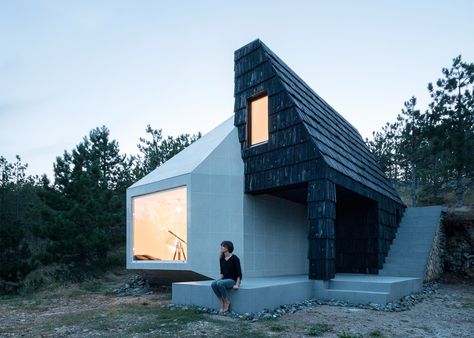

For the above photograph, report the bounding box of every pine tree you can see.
[366,121,400,184]
[397,97,424,206]
[0,156,36,293]
[35,127,128,279]
[428,55,474,207]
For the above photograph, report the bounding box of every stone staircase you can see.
[379,205,445,278]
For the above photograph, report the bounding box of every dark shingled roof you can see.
[237,39,403,205]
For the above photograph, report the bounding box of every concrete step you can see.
[389,244,432,250]
[172,275,315,314]
[397,222,439,227]
[381,265,425,271]
[380,266,425,273]
[328,278,418,294]
[384,260,426,267]
[393,230,436,236]
[393,235,435,239]
[325,289,389,305]
[388,245,432,250]
[387,246,432,253]
[324,274,423,304]
[388,242,433,249]
[380,271,424,278]
[401,206,445,216]
[398,220,442,227]
[392,234,434,240]
[385,256,427,264]
[396,231,434,241]
[383,260,426,267]
[379,270,424,278]
[385,251,429,258]
[398,219,439,224]
[401,214,442,219]
[389,243,433,250]
[329,280,392,293]
[391,238,434,243]
[387,248,432,256]
[382,262,425,271]
[397,227,437,232]
[388,248,432,254]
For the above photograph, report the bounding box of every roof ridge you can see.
[128,115,235,189]
[252,41,403,205]
[260,44,362,138]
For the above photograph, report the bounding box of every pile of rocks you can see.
[113,274,151,296]
[167,282,439,321]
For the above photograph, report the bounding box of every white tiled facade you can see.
[188,127,245,278]
[243,194,308,277]
[126,116,309,280]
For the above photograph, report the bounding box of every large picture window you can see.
[248,94,269,145]
[132,186,187,261]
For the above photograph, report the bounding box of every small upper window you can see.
[248,95,268,146]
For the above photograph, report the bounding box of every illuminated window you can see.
[132,186,187,261]
[248,94,269,145]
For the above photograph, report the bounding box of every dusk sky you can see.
[1,1,473,178]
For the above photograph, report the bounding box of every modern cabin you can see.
[126,39,406,283]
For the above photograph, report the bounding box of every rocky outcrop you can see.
[443,209,474,279]
[113,274,151,296]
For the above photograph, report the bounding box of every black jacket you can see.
[220,254,242,282]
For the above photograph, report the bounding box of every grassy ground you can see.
[1,270,473,337]
[0,270,266,338]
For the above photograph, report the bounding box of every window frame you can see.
[246,91,269,147]
[131,185,188,263]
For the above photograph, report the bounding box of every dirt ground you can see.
[0,272,473,338]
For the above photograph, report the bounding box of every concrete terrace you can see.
[172,206,445,314]
[172,273,422,313]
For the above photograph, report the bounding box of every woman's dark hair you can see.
[220,240,234,259]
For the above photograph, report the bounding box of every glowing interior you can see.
[132,186,187,261]
[250,95,269,145]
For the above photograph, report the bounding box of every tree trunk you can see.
[411,164,417,207]
[455,171,463,208]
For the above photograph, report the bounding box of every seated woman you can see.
[211,240,242,314]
